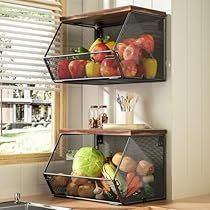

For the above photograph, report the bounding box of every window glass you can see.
[0,1,61,155]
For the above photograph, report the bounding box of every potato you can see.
[100,179,111,192]
[112,152,137,173]
[136,160,155,176]
[71,171,88,186]
[78,182,95,198]
[66,181,78,196]
[51,174,68,187]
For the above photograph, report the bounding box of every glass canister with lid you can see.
[88,105,99,128]
[88,105,109,128]
[98,105,108,128]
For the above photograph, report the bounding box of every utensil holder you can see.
[117,110,134,124]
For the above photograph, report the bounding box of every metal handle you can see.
[14,193,20,204]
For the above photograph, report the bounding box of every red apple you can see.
[100,58,120,77]
[57,59,71,79]
[135,33,155,54]
[90,43,109,63]
[68,60,86,78]
[120,60,137,77]
[115,42,127,60]
[136,62,145,77]
[123,44,143,63]
[122,38,136,45]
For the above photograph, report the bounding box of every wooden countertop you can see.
[2,194,209,210]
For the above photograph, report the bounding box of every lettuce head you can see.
[72,147,105,177]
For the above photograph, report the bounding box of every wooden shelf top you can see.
[60,5,166,27]
[59,128,167,136]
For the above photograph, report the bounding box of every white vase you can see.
[116,111,134,124]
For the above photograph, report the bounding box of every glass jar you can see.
[88,105,99,128]
[98,105,108,128]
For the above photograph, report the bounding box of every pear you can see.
[143,58,158,79]
[105,41,116,50]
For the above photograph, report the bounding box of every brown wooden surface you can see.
[0,153,50,165]
[59,128,167,136]
[60,5,166,26]
[2,194,210,210]
[2,194,171,209]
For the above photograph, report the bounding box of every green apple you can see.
[143,58,157,79]
[85,60,101,77]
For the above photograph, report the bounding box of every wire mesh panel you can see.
[114,12,165,80]
[44,134,121,204]
[44,132,166,205]
[44,6,166,85]
[98,135,165,204]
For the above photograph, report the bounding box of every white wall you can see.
[171,0,210,199]
[114,0,171,13]
[0,162,49,199]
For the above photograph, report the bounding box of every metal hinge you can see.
[157,136,165,147]
[96,135,103,145]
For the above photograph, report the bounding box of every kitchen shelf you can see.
[44,128,167,205]
[59,128,167,136]
[43,5,167,205]
[44,5,167,85]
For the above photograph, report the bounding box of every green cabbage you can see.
[72,147,105,177]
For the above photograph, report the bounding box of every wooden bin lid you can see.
[59,128,167,136]
[60,5,166,27]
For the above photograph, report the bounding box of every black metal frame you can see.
[43,10,167,85]
[43,132,167,205]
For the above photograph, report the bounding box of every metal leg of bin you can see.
[43,173,55,195]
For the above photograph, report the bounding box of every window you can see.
[0,0,62,157]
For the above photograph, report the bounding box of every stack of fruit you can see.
[56,33,158,80]
[57,36,119,79]
[115,33,157,79]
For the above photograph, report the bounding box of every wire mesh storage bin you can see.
[44,6,166,85]
[44,129,166,205]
